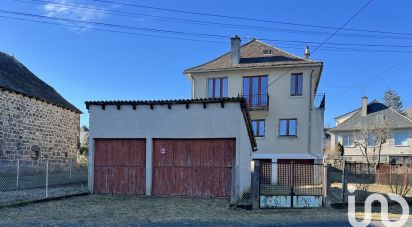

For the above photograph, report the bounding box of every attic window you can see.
[262,49,272,55]
[376,115,385,123]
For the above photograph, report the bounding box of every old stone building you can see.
[0,51,81,166]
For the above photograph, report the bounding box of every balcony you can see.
[314,93,325,109]
[241,93,269,110]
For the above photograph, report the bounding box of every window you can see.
[279,119,297,137]
[208,78,228,98]
[252,119,265,137]
[290,73,303,96]
[243,76,268,107]
[367,134,376,147]
[342,135,354,147]
[394,133,408,146]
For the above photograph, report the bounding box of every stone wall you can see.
[0,89,80,166]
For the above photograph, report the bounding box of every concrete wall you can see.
[330,129,412,162]
[188,66,324,162]
[0,89,80,166]
[88,102,253,201]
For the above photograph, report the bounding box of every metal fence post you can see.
[16,160,20,188]
[342,160,348,203]
[251,160,260,209]
[323,164,332,207]
[45,159,49,198]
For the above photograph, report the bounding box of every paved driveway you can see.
[0,194,389,226]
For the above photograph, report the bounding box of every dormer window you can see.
[262,49,272,55]
[376,115,385,123]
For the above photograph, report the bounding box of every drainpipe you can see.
[308,70,315,159]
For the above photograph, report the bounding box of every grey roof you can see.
[184,39,322,73]
[330,100,412,132]
[407,108,412,121]
[86,97,257,151]
[0,51,81,113]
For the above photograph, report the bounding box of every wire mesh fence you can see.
[0,158,88,206]
[259,162,324,197]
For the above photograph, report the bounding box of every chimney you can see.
[361,96,368,116]
[304,46,310,59]
[231,35,241,65]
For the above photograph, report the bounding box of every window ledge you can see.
[394,145,409,147]
[278,135,298,139]
[255,137,266,140]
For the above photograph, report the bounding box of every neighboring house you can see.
[0,51,81,166]
[86,98,256,201]
[80,126,89,147]
[328,97,412,164]
[184,36,325,166]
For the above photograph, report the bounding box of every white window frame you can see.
[394,133,408,147]
[342,135,354,147]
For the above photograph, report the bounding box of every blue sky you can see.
[1,0,411,127]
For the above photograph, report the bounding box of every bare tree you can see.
[353,119,391,166]
[386,164,412,196]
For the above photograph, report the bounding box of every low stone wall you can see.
[0,89,80,165]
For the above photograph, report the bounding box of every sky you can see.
[1,0,411,127]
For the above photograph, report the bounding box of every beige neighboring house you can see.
[184,36,325,165]
[328,97,412,164]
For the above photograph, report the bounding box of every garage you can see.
[152,139,235,197]
[94,139,146,194]
[86,98,257,201]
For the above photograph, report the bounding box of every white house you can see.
[328,97,412,164]
[184,36,325,165]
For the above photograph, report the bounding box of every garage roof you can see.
[85,97,257,151]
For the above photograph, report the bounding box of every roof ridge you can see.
[387,106,412,123]
[183,39,256,73]
[254,40,315,62]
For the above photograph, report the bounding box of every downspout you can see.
[308,70,315,159]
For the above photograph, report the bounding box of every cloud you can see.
[41,0,107,32]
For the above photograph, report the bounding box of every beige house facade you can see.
[184,37,325,164]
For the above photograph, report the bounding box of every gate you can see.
[259,161,324,208]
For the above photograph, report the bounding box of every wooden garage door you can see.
[94,139,146,194]
[153,139,235,197]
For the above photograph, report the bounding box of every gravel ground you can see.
[0,195,350,226]
[0,183,87,206]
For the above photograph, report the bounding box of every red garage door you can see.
[94,139,146,194]
[153,139,235,197]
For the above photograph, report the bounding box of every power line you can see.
[92,0,412,37]
[1,9,412,53]
[15,0,412,41]
[0,15,227,44]
[264,0,376,90]
[327,58,412,101]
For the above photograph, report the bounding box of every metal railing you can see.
[314,93,326,109]
[0,159,88,206]
[241,93,269,109]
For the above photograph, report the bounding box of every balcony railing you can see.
[241,93,269,110]
[314,93,325,109]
